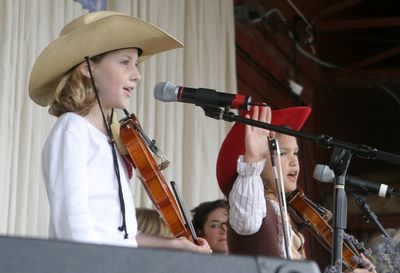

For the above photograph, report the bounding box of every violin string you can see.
[288,190,367,270]
[119,116,191,240]
[122,109,170,169]
[132,121,170,170]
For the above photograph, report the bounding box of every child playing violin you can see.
[29,11,210,253]
[216,105,376,272]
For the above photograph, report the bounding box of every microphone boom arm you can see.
[202,106,400,165]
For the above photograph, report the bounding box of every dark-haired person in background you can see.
[191,199,229,254]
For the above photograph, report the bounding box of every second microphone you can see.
[313,164,398,198]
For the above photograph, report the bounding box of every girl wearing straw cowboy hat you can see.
[216,106,376,272]
[29,11,210,253]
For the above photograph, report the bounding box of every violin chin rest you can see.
[110,115,129,156]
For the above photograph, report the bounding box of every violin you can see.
[118,112,195,241]
[286,189,368,270]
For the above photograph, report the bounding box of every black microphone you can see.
[313,164,399,198]
[154,81,254,110]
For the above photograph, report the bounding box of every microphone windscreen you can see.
[154,81,178,102]
[313,164,334,183]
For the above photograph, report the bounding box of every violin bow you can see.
[269,138,292,259]
[170,181,198,244]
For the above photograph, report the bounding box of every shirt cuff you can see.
[236,155,265,177]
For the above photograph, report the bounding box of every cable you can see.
[375,83,400,107]
[285,0,315,45]
[294,43,340,69]
[254,9,339,69]
[286,0,313,31]
[245,6,400,110]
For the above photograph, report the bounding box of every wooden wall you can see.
[233,0,400,269]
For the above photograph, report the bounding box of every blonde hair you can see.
[48,54,105,117]
[136,208,173,238]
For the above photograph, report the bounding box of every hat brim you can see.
[29,13,183,106]
[216,106,311,196]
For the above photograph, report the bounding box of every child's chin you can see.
[286,181,297,192]
[116,102,129,109]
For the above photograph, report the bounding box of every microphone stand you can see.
[201,106,400,272]
[328,147,352,272]
[351,191,396,245]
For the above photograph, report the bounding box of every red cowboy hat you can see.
[216,106,311,196]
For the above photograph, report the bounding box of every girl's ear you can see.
[78,61,91,79]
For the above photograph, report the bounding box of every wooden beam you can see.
[315,17,400,31]
[340,47,400,72]
[313,0,365,20]
[235,23,316,105]
[322,68,400,86]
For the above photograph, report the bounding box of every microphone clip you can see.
[201,105,232,120]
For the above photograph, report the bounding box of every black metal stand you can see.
[328,147,352,273]
[352,191,396,245]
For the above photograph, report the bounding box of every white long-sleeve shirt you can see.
[228,155,267,235]
[42,112,137,247]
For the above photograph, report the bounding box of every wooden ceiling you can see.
[234,0,400,177]
[233,0,400,264]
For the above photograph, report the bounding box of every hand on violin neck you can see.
[343,252,376,273]
[354,253,376,273]
[136,233,212,254]
[173,236,212,254]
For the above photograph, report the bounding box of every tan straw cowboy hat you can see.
[29,11,183,106]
